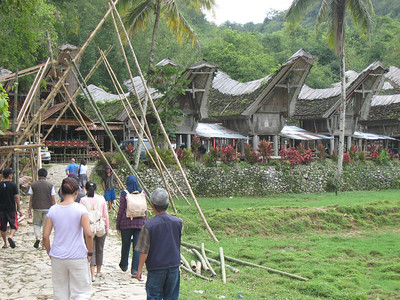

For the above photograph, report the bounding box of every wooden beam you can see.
[0,144,44,150]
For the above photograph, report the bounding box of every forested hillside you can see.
[1,0,400,91]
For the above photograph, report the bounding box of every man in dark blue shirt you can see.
[135,188,183,300]
[0,168,22,248]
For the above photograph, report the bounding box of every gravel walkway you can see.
[0,163,147,299]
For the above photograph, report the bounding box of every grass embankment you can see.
[175,190,400,299]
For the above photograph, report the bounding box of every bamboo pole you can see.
[196,261,202,275]
[192,248,209,273]
[201,243,217,277]
[97,48,178,212]
[180,254,191,270]
[0,144,45,150]
[219,247,226,284]
[181,241,308,281]
[190,260,197,271]
[207,257,239,273]
[181,266,212,282]
[98,46,190,206]
[110,0,218,242]
[70,64,151,197]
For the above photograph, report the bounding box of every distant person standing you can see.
[0,168,23,249]
[65,158,79,176]
[28,168,56,249]
[78,159,88,194]
[135,188,183,300]
[101,166,117,212]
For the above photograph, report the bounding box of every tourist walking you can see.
[43,177,93,300]
[65,158,79,176]
[28,168,56,249]
[135,188,183,300]
[77,159,88,194]
[80,181,109,281]
[101,166,117,211]
[116,175,146,277]
[0,168,23,249]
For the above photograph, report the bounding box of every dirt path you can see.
[0,163,147,299]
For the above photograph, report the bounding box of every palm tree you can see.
[285,0,374,181]
[118,0,215,168]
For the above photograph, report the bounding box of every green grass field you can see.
[175,190,400,299]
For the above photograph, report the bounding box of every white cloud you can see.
[204,0,293,25]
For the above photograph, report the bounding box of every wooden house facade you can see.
[205,49,315,155]
[295,61,387,153]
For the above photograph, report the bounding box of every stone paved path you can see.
[0,164,147,299]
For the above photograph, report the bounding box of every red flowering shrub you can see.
[258,140,273,164]
[279,144,313,166]
[220,145,236,164]
[209,147,220,160]
[192,135,201,159]
[349,145,358,161]
[343,152,351,164]
[244,143,259,164]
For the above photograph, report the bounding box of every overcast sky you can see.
[204,0,293,25]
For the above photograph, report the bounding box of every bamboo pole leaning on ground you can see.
[190,260,197,271]
[196,261,202,275]
[192,248,210,273]
[180,254,191,270]
[181,241,309,281]
[219,247,227,284]
[207,257,239,273]
[181,266,212,282]
[201,243,217,277]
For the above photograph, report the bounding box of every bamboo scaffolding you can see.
[43,46,113,141]
[98,47,190,206]
[181,241,308,281]
[0,1,119,170]
[110,0,218,242]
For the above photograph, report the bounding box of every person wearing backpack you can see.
[80,181,109,282]
[116,175,147,278]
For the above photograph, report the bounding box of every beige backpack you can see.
[125,190,147,220]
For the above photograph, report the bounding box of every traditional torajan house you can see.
[295,61,387,154]
[204,49,315,155]
[358,66,400,152]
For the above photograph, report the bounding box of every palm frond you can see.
[120,0,153,37]
[347,0,374,36]
[285,0,320,27]
[164,1,200,47]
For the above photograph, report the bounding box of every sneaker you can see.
[34,240,40,249]
[7,237,15,249]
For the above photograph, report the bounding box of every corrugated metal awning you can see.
[280,126,333,140]
[353,131,398,141]
[196,123,247,139]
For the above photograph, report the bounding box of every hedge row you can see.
[130,161,400,197]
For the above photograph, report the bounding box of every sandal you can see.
[2,245,8,249]
[7,237,15,249]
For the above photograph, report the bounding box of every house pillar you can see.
[347,136,352,151]
[239,139,245,157]
[178,135,182,148]
[252,135,259,150]
[273,135,279,156]
[330,138,335,155]
[187,134,191,150]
